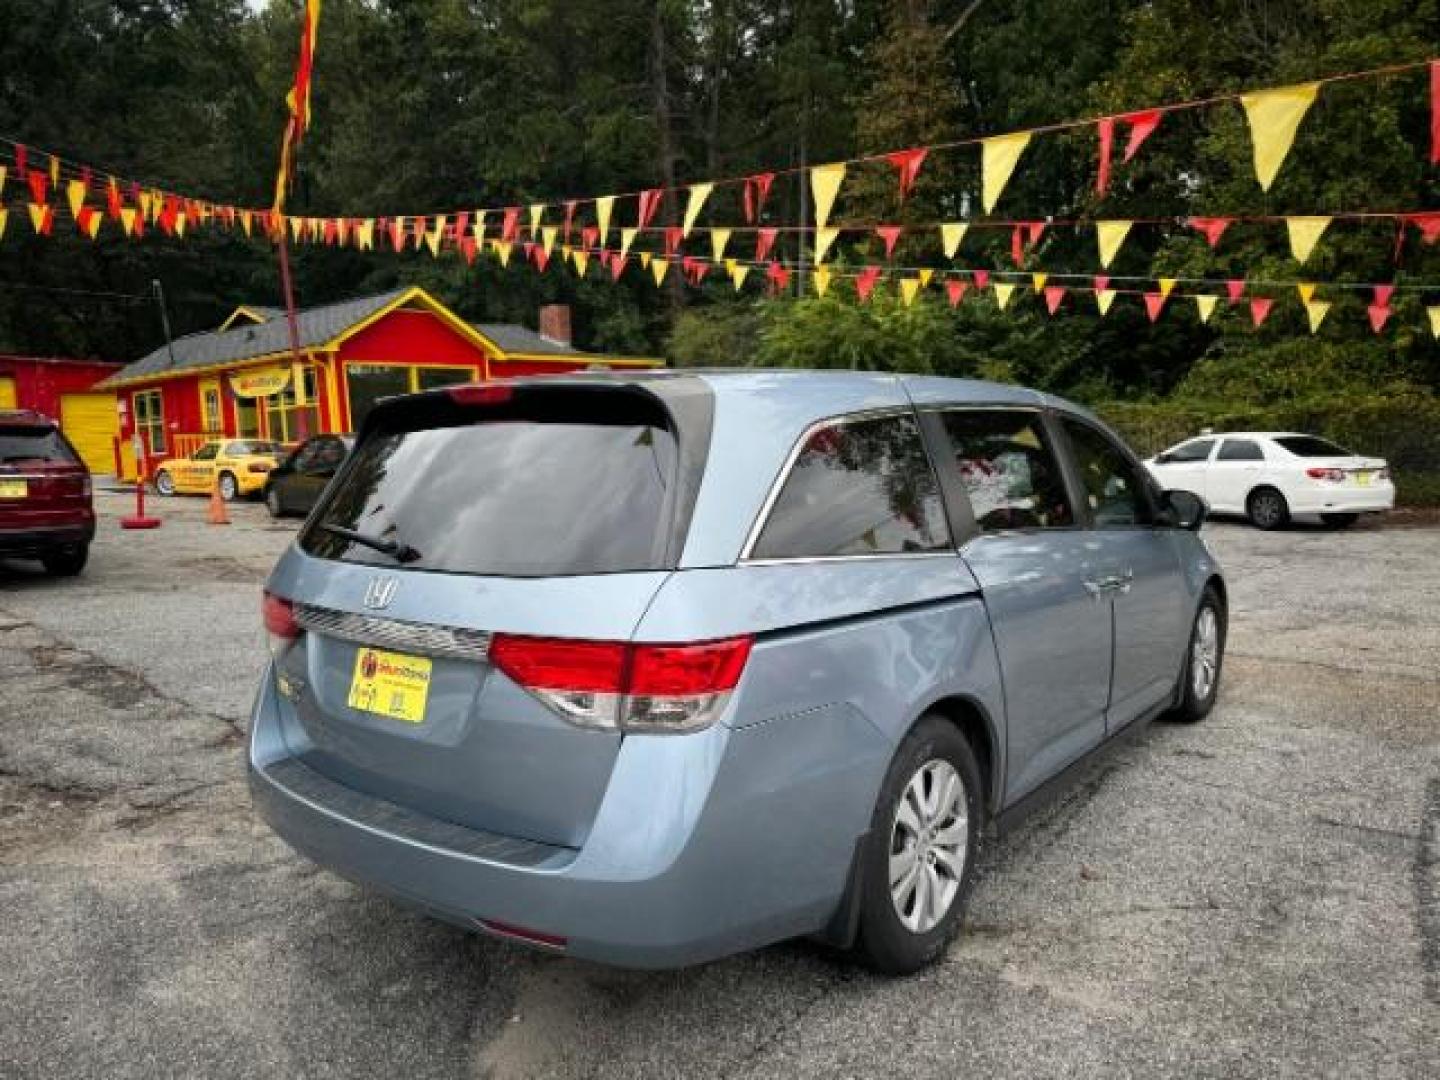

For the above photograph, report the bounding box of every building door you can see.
[0,376,16,409]
[60,392,120,475]
[199,378,224,434]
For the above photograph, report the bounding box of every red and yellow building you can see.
[0,355,124,474]
[99,286,659,478]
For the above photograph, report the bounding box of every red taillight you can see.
[1306,467,1345,482]
[248,462,273,474]
[488,634,753,733]
[262,591,299,639]
[448,384,514,406]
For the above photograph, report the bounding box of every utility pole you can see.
[151,279,178,369]
[276,228,309,440]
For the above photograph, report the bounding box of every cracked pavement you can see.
[1,491,1437,1078]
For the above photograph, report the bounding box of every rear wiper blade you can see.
[318,523,422,564]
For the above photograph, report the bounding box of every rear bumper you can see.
[0,521,95,557]
[1288,483,1395,514]
[248,669,887,968]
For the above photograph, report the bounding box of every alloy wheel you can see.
[1191,606,1219,700]
[219,473,238,501]
[1251,492,1283,528]
[888,759,969,934]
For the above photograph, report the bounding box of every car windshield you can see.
[301,391,680,577]
[1275,436,1351,457]
[227,440,283,455]
[0,426,78,464]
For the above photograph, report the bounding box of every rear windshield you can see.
[1275,436,1350,457]
[300,390,680,577]
[0,427,78,465]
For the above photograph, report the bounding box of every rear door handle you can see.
[1086,570,1134,596]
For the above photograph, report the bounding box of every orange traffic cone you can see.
[207,477,231,526]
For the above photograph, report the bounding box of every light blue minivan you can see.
[250,371,1225,973]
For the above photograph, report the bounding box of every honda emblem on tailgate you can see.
[363,575,399,611]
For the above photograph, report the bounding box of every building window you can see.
[201,385,223,433]
[265,366,320,443]
[133,390,165,454]
[345,364,477,429]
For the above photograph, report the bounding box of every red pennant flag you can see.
[159,196,180,236]
[522,241,536,261]
[1122,109,1162,162]
[105,179,123,221]
[1011,225,1025,266]
[1249,298,1273,327]
[453,211,470,243]
[26,170,48,205]
[29,204,55,235]
[1011,221,1046,264]
[502,206,521,242]
[664,226,683,256]
[1373,284,1395,307]
[323,219,338,245]
[75,206,97,236]
[461,237,478,265]
[1410,212,1440,245]
[766,261,791,294]
[1095,117,1115,195]
[563,200,577,241]
[15,144,26,176]
[1367,304,1392,333]
[534,246,551,273]
[1226,278,1246,304]
[1093,275,1111,293]
[856,266,882,302]
[387,219,405,251]
[609,253,627,281]
[885,148,927,200]
[581,226,598,251]
[1144,292,1166,322]
[1189,217,1232,248]
[1431,60,1439,164]
[638,188,664,230]
[946,280,969,307]
[743,173,775,223]
[755,227,778,263]
[411,217,427,247]
[1043,286,1066,314]
[973,269,990,291]
[876,226,903,259]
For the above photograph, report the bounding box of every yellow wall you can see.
[60,392,120,475]
[0,376,16,409]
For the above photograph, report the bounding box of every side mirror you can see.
[1161,489,1207,531]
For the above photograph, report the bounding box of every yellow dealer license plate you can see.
[0,479,27,499]
[347,647,432,724]
[1354,471,1372,486]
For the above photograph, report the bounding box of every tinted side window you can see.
[938,410,1074,532]
[1218,438,1263,461]
[751,414,949,559]
[1166,439,1214,463]
[192,443,219,461]
[1062,419,1151,527]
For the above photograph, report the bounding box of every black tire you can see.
[1321,512,1359,529]
[154,470,175,497]
[1166,586,1226,723]
[265,486,285,518]
[1246,486,1289,530]
[854,715,985,975]
[218,471,239,502]
[41,544,88,577]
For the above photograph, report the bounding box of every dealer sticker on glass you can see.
[347,647,432,724]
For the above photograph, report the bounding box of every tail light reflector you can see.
[488,634,753,733]
[477,918,567,951]
[1306,467,1345,482]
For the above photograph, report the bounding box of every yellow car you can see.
[153,439,285,501]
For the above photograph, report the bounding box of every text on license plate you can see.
[0,479,27,499]
[347,647,432,723]
[1354,471,1372,486]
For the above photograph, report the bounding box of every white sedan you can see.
[1145,432,1394,530]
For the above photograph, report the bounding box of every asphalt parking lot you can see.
[2,491,1437,1079]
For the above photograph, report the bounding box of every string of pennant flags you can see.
[2,54,1439,339]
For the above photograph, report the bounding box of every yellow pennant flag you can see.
[594,196,615,246]
[1304,300,1331,334]
[619,227,638,259]
[639,251,653,269]
[682,183,713,237]
[981,132,1032,213]
[1297,282,1317,304]
[0,209,7,240]
[813,265,832,297]
[148,190,163,222]
[66,180,86,219]
[541,226,558,256]
[138,191,153,220]
[0,166,6,198]
[810,163,846,228]
[730,262,750,291]
[1240,82,1320,190]
[493,240,513,266]
[918,268,934,288]
[119,207,137,237]
[357,219,374,250]
[1285,216,1330,264]
[1095,220,1133,268]
[84,211,102,239]
[1194,295,1219,324]
[710,228,731,263]
[573,250,590,277]
[1031,272,1048,292]
[814,226,840,263]
[425,216,446,257]
[27,204,47,234]
[240,210,253,237]
[1158,277,1177,299]
[528,203,544,236]
[288,216,303,242]
[49,154,59,186]
[473,211,487,244]
[1096,289,1117,316]
[651,257,669,286]
[900,278,922,307]
[940,222,968,258]
[175,212,188,238]
[993,282,1017,310]
[1428,306,1440,340]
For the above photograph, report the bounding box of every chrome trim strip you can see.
[740,552,959,568]
[294,603,491,662]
